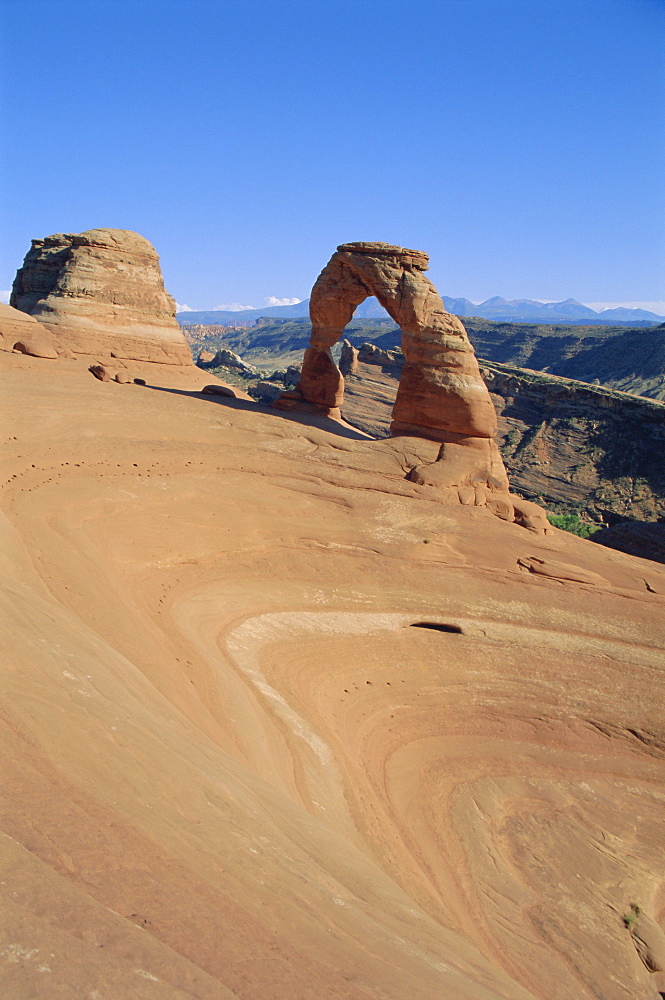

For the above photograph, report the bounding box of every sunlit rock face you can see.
[11,228,192,364]
[0,302,59,358]
[276,242,547,530]
[2,348,664,1000]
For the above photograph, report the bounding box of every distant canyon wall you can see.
[179,317,665,402]
[340,350,665,524]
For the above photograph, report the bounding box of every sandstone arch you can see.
[275,242,547,530]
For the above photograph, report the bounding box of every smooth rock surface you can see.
[0,302,59,357]
[11,228,192,365]
[2,350,664,1000]
[630,909,665,973]
[201,382,253,400]
[357,342,400,367]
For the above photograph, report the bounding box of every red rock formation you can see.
[197,348,256,372]
[0,302,59,358]
[202,382,253,400]
[276,242,546,529]
[10,229,192,365]
[338,339,359,375]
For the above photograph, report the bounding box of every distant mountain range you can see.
[177,296,665,327]
[443,296,665,324]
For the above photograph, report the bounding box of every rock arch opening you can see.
[277,241,499,444]
[274,242,549,532]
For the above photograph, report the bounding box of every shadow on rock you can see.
[139,383,373,441]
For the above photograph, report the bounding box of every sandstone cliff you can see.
[11,228,192,365]
[481,361,665,521]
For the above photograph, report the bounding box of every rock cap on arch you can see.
[336,242,429,271]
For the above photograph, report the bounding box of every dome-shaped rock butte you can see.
[10,228,192,365]
[275,241,547,529]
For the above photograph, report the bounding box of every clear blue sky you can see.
[2,0,663,310]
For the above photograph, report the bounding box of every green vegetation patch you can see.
[546,513,601,538]
[623,904,641,930]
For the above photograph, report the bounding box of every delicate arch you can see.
[274,242,548,531]
[293,242,498,443]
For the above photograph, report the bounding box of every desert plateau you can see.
[1,231,664,1000]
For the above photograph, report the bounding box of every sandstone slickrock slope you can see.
[1,349,664,1000]
[10,228,192,364]
[275,243,546,530]
[0,302,59,358]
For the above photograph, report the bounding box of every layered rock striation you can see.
[11,228,192,364]
[480,361,665,522]
[276,242,545,528]
[2,350,665,1000]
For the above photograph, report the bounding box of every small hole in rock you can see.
[410,622,463,634]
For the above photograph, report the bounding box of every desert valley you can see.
[1,228,664,1000]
